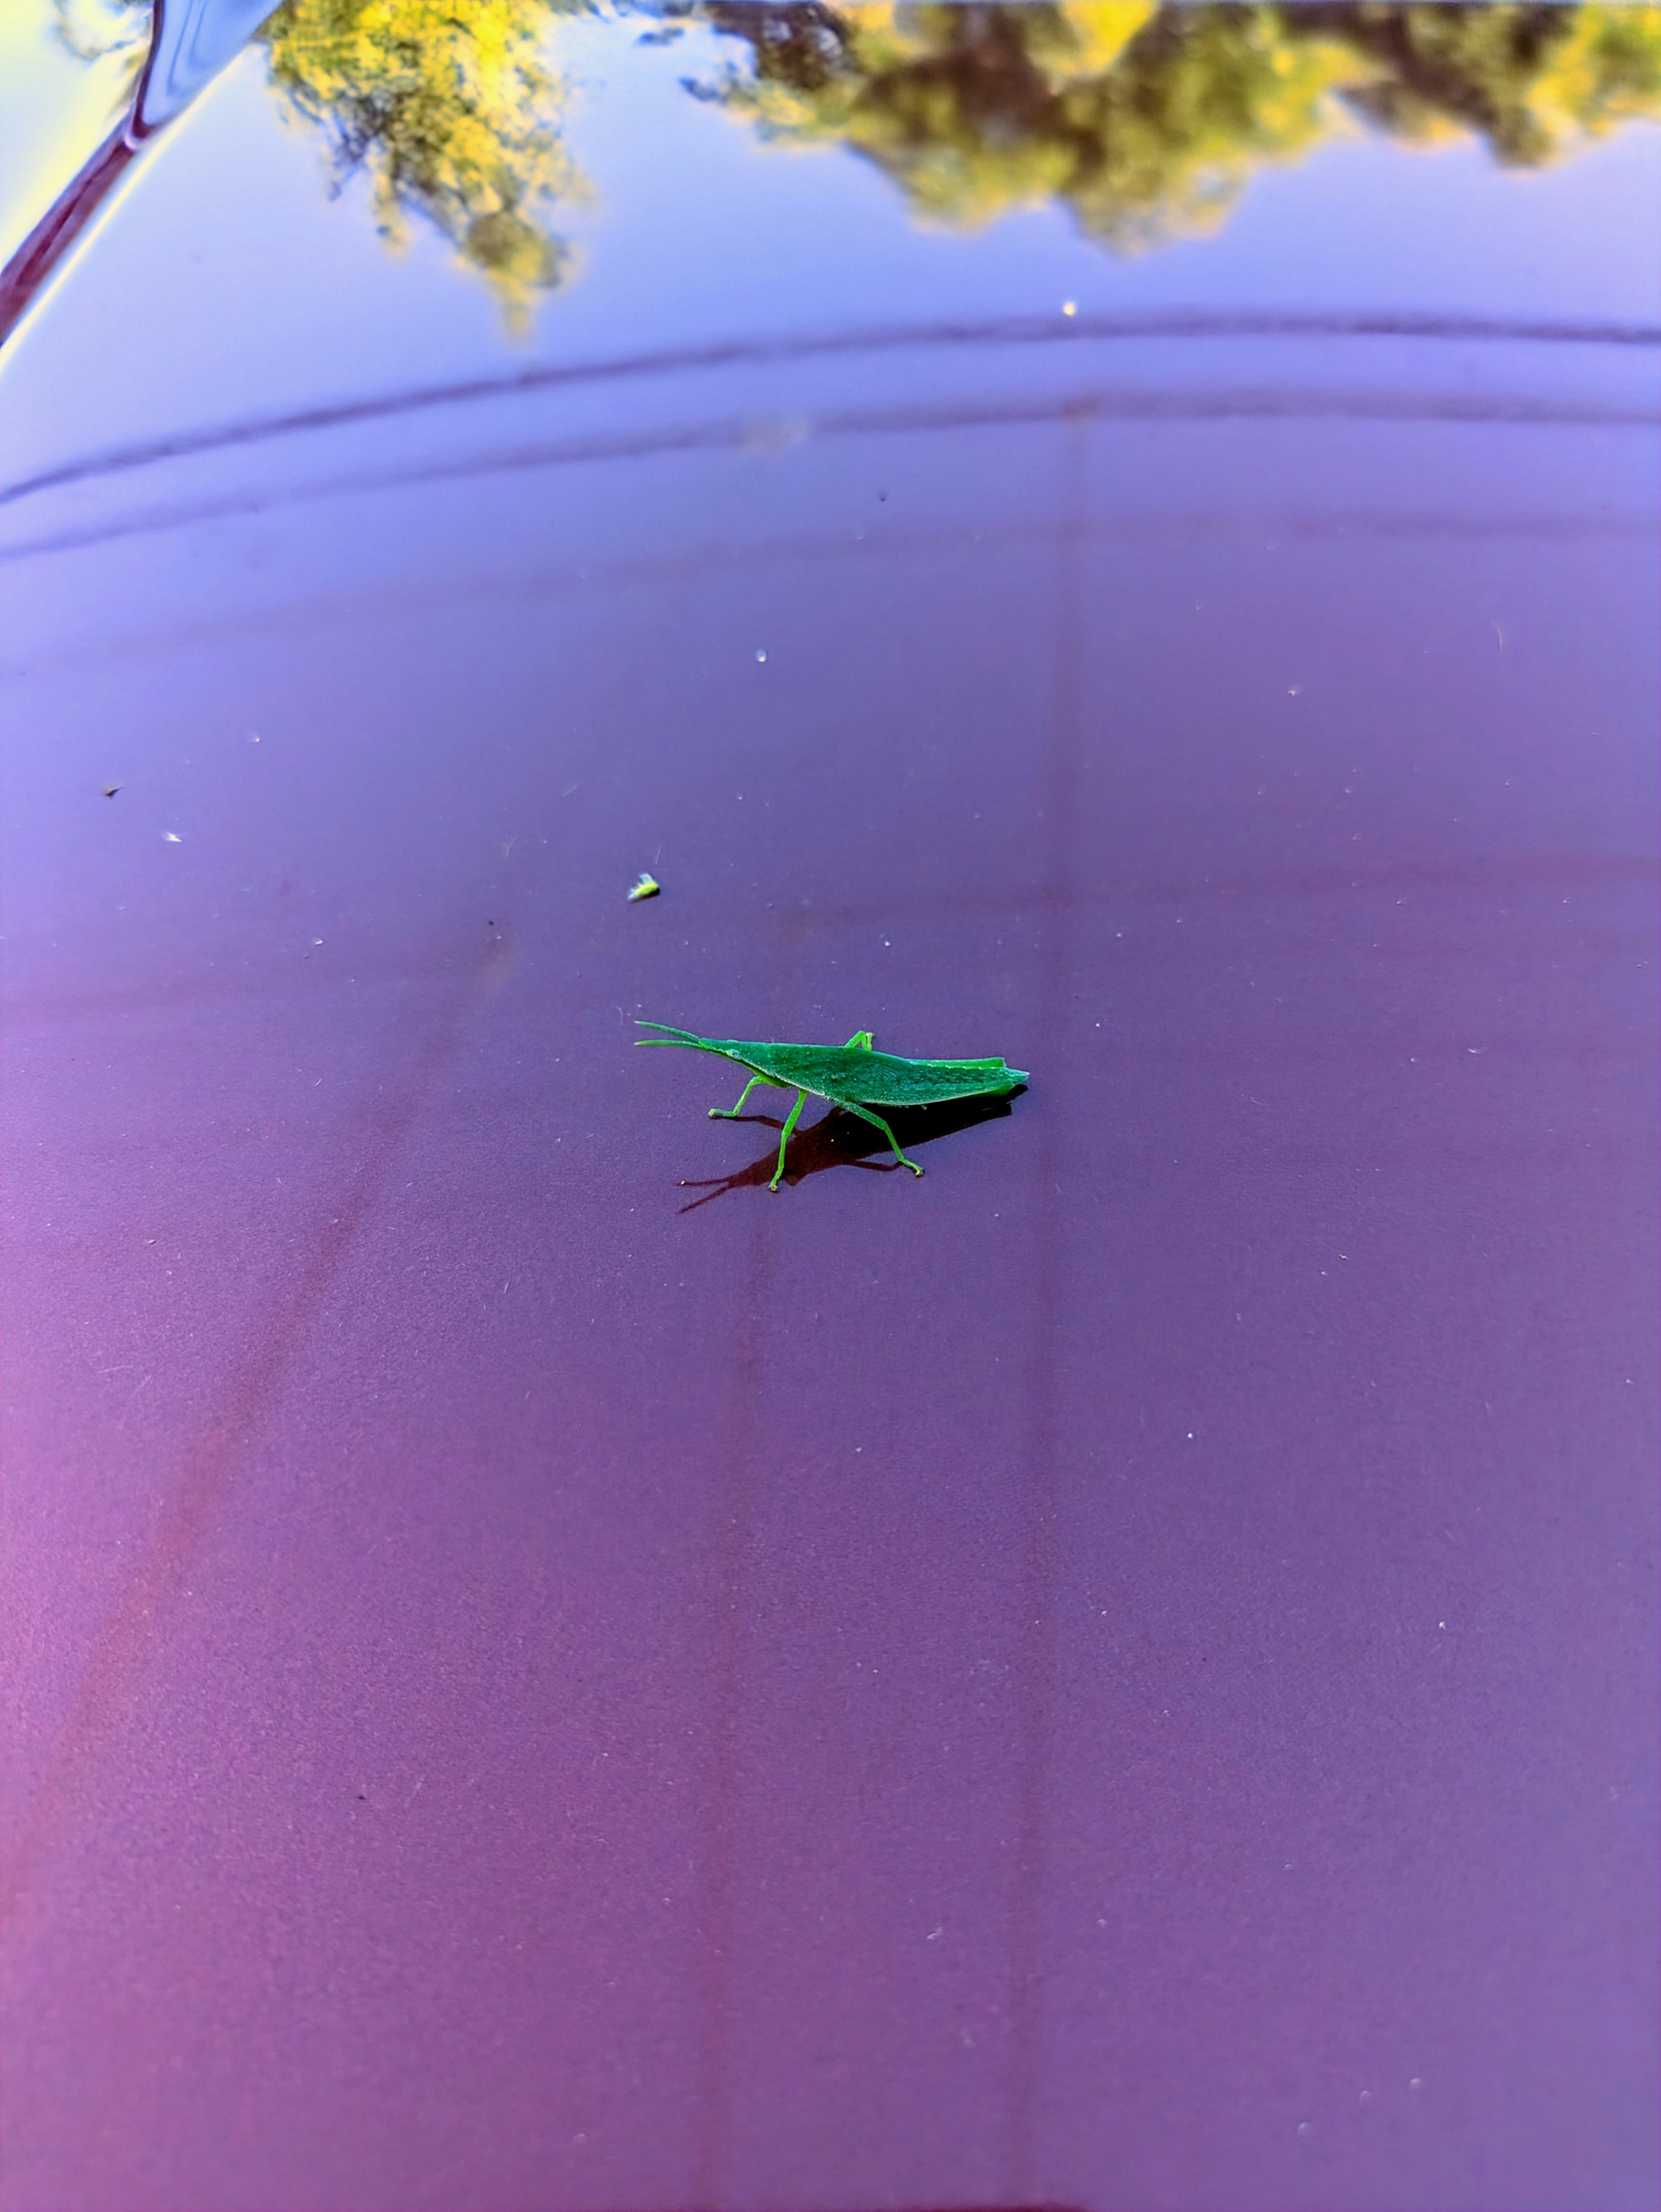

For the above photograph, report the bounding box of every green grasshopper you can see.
[636,1022,1028,1190]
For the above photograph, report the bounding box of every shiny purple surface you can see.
[3,11,1658,2210]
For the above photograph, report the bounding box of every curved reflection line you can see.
[5,506,1652,677]
[3,306,1656,507]
[6,385,1655,564]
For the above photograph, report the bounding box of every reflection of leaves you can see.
[1318,3,1661,165]
[693,3,1661,250]
[259,0,592,323]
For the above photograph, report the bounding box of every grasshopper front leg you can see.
[709,1073,779,1119]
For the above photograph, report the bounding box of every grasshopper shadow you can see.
[676,1090,1023,1212]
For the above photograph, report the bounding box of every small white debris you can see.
[164,831,183,842]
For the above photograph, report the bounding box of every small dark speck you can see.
[877,489,888,501]
[102,785,120,798]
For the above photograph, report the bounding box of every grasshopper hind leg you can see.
[841,1100,923,1177]
[770,1090,808,1191]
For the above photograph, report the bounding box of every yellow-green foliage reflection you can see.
[258,0,590,320]
[696,3,1661,250]
[44,3,1661,311]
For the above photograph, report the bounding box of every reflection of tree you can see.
[38,0,1661,312]
[43,0,592,319]
[693,3,1661,249]
[260,0,590,320]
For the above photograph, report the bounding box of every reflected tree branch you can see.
[259,0,593,324]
